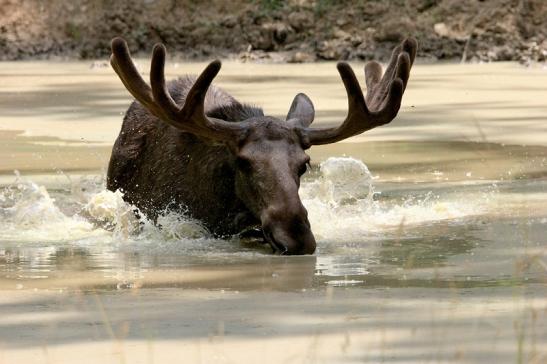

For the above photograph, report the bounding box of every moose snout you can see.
[261,206,316,255]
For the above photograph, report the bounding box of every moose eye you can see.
[298,162,309,176]
[236,157,253,173]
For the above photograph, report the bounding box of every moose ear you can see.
[286,93,315,127]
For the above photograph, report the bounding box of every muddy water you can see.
[0,61,546,363]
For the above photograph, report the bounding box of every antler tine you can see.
[376,77,404,122]
[303,37,417,146]
[367,37,416,108]
[364,61,382,96]
[178,60,247,137]
[150,43,181,120]
[149,42,223,134]
[338,62,367,113]
[111,37,248,142]
[179,60,222,128]
[301,63,371,145]
[403,37,418,67]
[110,38,157,113]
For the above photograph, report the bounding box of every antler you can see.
[303,38,417,145]
[110,37,247,142]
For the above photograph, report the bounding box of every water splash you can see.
[0,177,104,242]
[0,158,496,247]
[85,189,138,237]
[301,157,374,205]
[300,157,492,242]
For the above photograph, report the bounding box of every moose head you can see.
[110,37,417,255]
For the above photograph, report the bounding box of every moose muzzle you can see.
[261,205,316,255]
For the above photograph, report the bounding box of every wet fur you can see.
[107,77,263,236]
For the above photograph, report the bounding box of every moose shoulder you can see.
[107,37,417,255]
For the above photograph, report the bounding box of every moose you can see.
[107,37,417,255]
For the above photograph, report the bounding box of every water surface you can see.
[0,61,546,363]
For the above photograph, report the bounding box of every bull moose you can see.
[107,37,417,255]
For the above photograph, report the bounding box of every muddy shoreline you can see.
[2,0,546,64]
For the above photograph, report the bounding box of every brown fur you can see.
[108,78,265,236]
[108,37,416,255]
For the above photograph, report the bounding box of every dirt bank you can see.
[1,0,546,63]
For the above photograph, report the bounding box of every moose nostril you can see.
[277,244,289,255]
[263,228,288,254]
[270,238,288,254]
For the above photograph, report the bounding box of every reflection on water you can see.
[1,212,544,292]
